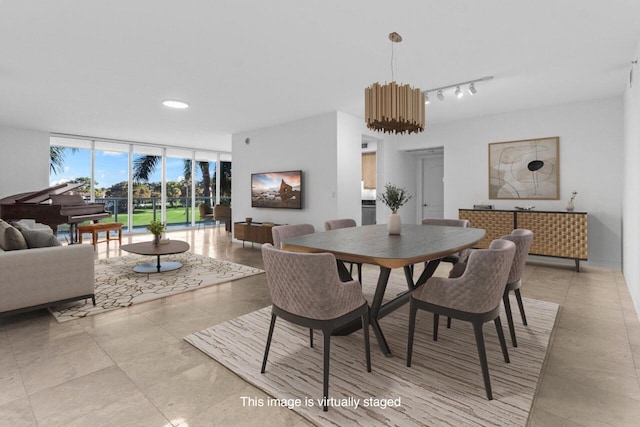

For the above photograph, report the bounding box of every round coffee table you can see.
[121,240,190,273]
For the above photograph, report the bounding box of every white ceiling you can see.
[1,1,639,152]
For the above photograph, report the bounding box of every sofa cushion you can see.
[11,219,54,234]
[0,220,28,251]
[20,229,62,248]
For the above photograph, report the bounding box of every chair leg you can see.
[261,314,277,373]
[362,310,371,372]
[514,289,528,325]
[472,321,493,400]
[447,317,452,328]
[406,300,417,367]
[433,313,439,341]
[503,293,518,347]
[494,316,510,363]
[309,328,314,348]
[322,330,331,412]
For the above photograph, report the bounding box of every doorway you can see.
[420,149,444,220]
[361,136,379,225]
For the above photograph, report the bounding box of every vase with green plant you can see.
[147,220,166,245]
[379,183,412,234]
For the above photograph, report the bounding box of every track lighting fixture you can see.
[424,93,430,104]
[423,76,493,104]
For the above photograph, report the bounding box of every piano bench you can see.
[78,222,123,249]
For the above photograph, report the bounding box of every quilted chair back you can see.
[500,229,534,285]
[324,218,357,231]
[422,239,515,314]
[261,244,365,320]
[271,224,315,249]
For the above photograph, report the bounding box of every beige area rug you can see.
[185,268,559,427]
[49,253,264,322]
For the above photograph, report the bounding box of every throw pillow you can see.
[10,220,28,231]
[20,229,62,248]
[0,219,29,251]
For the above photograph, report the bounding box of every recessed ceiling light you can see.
[162,99,189,109]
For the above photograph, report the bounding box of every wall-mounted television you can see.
[251,170,302,209]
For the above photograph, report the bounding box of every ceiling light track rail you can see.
[424,76,494,94]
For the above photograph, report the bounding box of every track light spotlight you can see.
[423,76,493,104]
[424,93,430,104]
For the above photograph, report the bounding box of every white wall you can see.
[375,135,419,225]
[391,97,623,268]
[623,39,640,317]
[0,126,50,199]
[232,112,365,232]
[336,112,366,223]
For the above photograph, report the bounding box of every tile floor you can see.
[1,227,639,426]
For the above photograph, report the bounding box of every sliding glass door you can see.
[49,136,230,234]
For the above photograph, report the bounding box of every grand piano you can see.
[0,183,111,243]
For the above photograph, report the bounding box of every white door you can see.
[421,154,444,219]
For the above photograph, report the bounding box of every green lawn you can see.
[101,207,199,228]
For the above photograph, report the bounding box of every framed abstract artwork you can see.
[488,137,559,200]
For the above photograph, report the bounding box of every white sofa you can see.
[0,243,95,316]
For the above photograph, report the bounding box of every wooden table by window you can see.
[282,224,485,356]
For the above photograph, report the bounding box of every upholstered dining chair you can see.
[499,229,534,347]
[406,239,516,400]
[447,229,534,347]
[324,218,362,282]
[260,244,371,411]
[271,223,317,346]
[421,218,471,265]
[271,223,315,250]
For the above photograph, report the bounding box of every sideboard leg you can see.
[575,259,580,272]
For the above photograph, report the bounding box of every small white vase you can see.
[566,200,575,212]
[387,213,401,235]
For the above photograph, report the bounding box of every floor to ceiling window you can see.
[49,135,230,234]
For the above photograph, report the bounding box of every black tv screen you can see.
[251,170,302,209]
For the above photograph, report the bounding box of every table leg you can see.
[369,267,393,356]
[333,260,442,357]
[156,255,161,273]
[336,260,353,281]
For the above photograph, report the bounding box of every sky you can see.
[50,149,216,189]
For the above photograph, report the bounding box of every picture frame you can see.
[488,137,559,200]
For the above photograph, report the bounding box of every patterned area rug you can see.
[49,253,264,322]
[185,269,558,427]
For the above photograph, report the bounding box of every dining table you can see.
[281,223,485,356]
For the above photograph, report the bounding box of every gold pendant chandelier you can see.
[365,32,425,135]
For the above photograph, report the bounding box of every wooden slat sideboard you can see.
[234,222,278,247]
[458,209,588,271]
